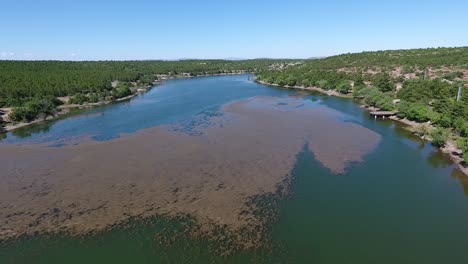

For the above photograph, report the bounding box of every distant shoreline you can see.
[0,72,248,133]
[255,80,352,98]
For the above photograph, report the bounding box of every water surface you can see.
[1,74,468,263]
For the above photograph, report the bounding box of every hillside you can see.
[256,47,468,162]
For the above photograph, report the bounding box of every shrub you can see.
[286,77,297,86]
[375,96,394,111]
[88,93,100,103]
[430,128,449,147]
[70,93,88,105]
[457,137,468,152]
[336,81,352,94]
[315,80,328,89]
[113,87,132,99]
[437,114,453,128]
[413,124,431,138]
[398,101,439,122]
[374,73,395,92]
[10,107,37,122]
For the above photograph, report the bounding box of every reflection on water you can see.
[428,149,454,169]
[11,122,51,139]
[451,169,468,196]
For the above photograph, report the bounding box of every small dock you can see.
[370,111,395,119]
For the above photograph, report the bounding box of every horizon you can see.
[1,46,466,62]
[1,0,468,60]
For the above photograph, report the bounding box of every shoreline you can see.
[257,79,468,176]
[1,72,249,133]
[3,74,466,176]
[2,90,141,132]
[256,80,353,98]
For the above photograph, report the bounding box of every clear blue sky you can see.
[1,0,467,60]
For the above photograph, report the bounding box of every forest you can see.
[2,47,468,159]
[0,59,294,124]
[256,47,468,159]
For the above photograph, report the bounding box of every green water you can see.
[1,75,468,263]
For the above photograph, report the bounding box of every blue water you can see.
[2,75,293,144]
[2,74,468,263]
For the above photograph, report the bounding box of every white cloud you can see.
[0,51,15,58]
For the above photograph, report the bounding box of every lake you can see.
[1,74,468,263]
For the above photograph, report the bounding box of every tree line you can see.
[0,59,294,124]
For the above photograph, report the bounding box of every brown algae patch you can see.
[0,96,380,251]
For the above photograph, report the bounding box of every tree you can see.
[70,93,88,105]
[286,76,297,86]
[430,128,449,147]
[375,96,394,111]
[457,137,468,163]
[374,73,395,92]
[354,73,364,86]
[398,102,439,122]
[413,124,431,139]
[336,81,352,94]
[315,80,328,89]
[10,107,37,122]
[276,76,286,86]
[437,114,453,128]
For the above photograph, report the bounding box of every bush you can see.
[336,81,352,94]
[88,93,100,103]
[286,77,297,86]
[354,74,364,86]
[263,77,273,84]
[398,101,439,122]
[113,86,132,99]
[398,79,452,104]
[443,71,464,81]
[413,124,431,138]
[10,107,37,122]
[374,73,395,92]
[70,93,88,105]
[375,96,394,111]
[437,114,453,128]
[430,128,449,147]
[276,77,286,86]
[354,87,395,110]
[457,137,468,152]
[459,125,468,137]
[456,138,468,163]
[10,98,59,122]
[315,80,328,89]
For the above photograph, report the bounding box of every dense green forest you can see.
[256,47,468,160]
[2,47,468,159]
[0,59,294,123]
